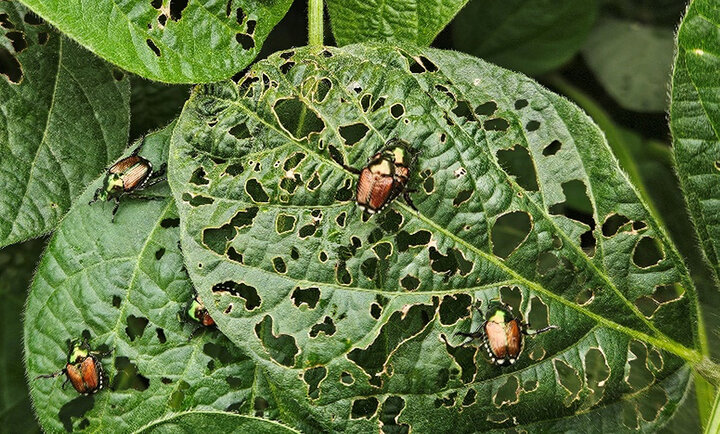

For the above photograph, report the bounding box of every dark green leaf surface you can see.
[670,0,720,281]
[24,126,258,432]
[169,44,699,432]
[583,18,675,112]
[326,0,469,46]
[602,0,688,27]
[137,411,299,433]
[0,1,130,248]
[130,77,189,141]
[0,239,44,432]
[17,0,292,83]
[453,0,599,76]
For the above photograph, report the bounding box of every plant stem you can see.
[705,388,720,434]
[308,0,324,46]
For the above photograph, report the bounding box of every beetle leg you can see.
[111,199,120,223]
[143,176,167,189]
[35,369,65,380]
[341,163,362,175]
[187,325,206,341]
[402,191,418,211]
[127,193,164,202]
[523,324,559,336]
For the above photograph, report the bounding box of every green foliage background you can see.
[1,0,719,432]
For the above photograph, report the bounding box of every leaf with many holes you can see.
[17,0,293,83]
[583,17,675,113]
[136,411,299,433]
[0,1,130,248]
[453,0,599,76]
[326,0,469,46]
[169,44,700,432]
[670,0,720,282]
[24,125,259,432]
[0,239,44,432]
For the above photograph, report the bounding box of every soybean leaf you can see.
[24,125,257,432]
[136,411,299,433]
[453,0,599,76]
[670,0,720,282]
[0,1,130,248]
[0,239,44,432]
[169,44,701,432]
[17,0,293,83]
[326,0,469,46]
[130,77,189,141]
[583,18,675,112]
[602,0,688,27]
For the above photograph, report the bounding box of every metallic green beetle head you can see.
[94,173,124,202]
[375,138,413,167]
[485,300,514,322]
[67,339,91,364]
[187,299,204,323]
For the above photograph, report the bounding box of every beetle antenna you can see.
[523,325,559,336]
[35,370,64,380]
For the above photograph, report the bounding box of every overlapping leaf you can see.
[24,126,261,432]
[169,44,700,432]
[17,0,292,83]
[453,0,599,76]
[0,1,130,248]
[326,0,469,46]
[0,238,44,431]
[670,0,720,281]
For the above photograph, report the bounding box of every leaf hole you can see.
[371,96,386,111]
[339,123,369,146]
[429,247,473,279]
[400,274,420,291]
[575,288,595,306]
[235,33,254,49]
[202,207,258,254]
[112,295,122,308]
[351,397,379,419]
[310,316,336,337]
[625,340,654,390]
[584,347,610,407]
[272,257,287,274]
[254,315,299,367]
[439,294,472,325]
[525,120,540,131]
[146,39,161,56]
[491,211,532,259]
[254,397,269,417]
[156,328,167,344]
[273,97,325,139]
[601,213,631,237]
[496,145,539,191]
[632,236,664,267]
[370,303,382,319]
[484,118,509,131]
[155,248,165,260]
[111,357,149,391]
[453,189,473,207]
[543,140,562,156]
[527,296,550,330]
[169,0,188,21]
[181,192,214,206]
[212,281,261,310]
[6,31,27,53]
[341,371,354,385]
[493,376,520,408]
[638,386,668,422]
[452,100,475,123]
[553,359,582,406]
[475,101,498,116]
[380,396,409,433]
[291,286,320,309]
[245,178,269,202]
[275,213,297,234]
[0,46,22,83]
[390,103,405,118]
[462,389,477,406]
[125,315,149,341]
[303,366,327,399]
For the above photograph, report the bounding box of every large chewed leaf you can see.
[326,0,469,46]
[453,0,599,76]
[169,44,701,431]
[670,0,720,281]
[0,1,130,248]
[0,239,44,431]
[583,17,675,113]
[24,125,258,432]
[137,411,299,433]
[17,0,292,83]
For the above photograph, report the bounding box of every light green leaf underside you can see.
[0,239,44,432]
[0,1,130,248]
[136,411,300,433]
[17,0,293,83]
[670,0,720,281]
[584,17,675,113]
[453,0,599,76]
[24,126,259,432]
[326,0,468,46]
[169,44,698,432]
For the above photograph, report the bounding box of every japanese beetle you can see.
[89,138,166,221]
[345,138,418,214]
[180,295,216,339]
[35,339,111,395]
[457,300,558,366]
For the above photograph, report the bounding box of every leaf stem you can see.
[308,0,324,47]
[705,387,720,434]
